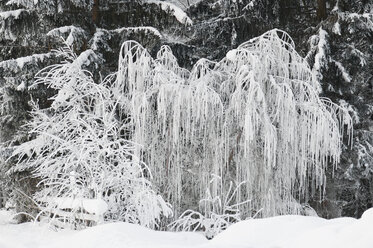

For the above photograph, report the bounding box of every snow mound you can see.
[52,222,207,248]
[1,208,373,247]
[212,211,373,248]
[361,207,373,220]
[0,210,14,225]
[211,215,330,247]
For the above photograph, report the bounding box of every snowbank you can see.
[0,210,13,225]
[211,215,359,248]
[1,208,373,248]
[52,222,207,248]
[211,208,373,248]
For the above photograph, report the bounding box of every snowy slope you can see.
[1,208,373,248]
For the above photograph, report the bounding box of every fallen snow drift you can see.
[1,208,373,248]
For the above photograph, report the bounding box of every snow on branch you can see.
[306,28,329,88]
[113,26,162,38]
[0,53,52,73]
[6,0,35,8]
[0,8,29,41]
[90,27,162,54]
[331,59,351,83]
[90,29,111,52]
[348,44,367,67]
[0,8,26,19]
[6,0,94,12]
[47,26,88,49]
[71,49,103,69]
[0,53,54,89]
[148,0,193,26]
[341,12,373,33]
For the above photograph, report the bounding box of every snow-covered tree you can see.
[0,0,370,226]
[11,45,172,229]
[0,0,191,218]
[114,29,352,221]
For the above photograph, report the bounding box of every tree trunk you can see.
[92,0,99,23]
[0,189,3,208]
[317,0,327,21]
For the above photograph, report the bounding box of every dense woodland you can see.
[0,0,372,236]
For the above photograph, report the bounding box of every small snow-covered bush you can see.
[169,177,250,238]
[11,44,171,229]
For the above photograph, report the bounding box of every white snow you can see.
[0,53,51,73]
[226,49,237,60]
[53,223,207,248]
[148,1,193,26]
[90,29,111,51]
[340,12,373,33]
[1,208,373,248]
[47,25,76,35]
[47,25,87,46]
[0,9,25,19]
[90,27,162,52]
[361,208,373,220]
[349,44,367,67]
[46,197,108,216]
[339,99,359,124]
[313,28,328,77]
[333,21,341,35]
[16,53,48,69]
[0,8,28,40]
[6,0,34,8]
[16,81,26,91]
[114,26,162,38]
[71,49,100,68]
[242,0,255,11]
[332,59,352,82]
[0,210,14,225]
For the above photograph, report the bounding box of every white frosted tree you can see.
[113,29,353,223]
[11,45,172,229]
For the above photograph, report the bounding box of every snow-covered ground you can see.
[1,208,373,248]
